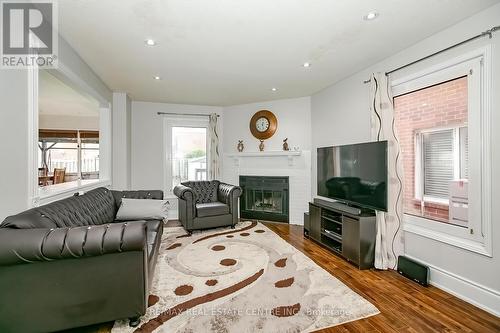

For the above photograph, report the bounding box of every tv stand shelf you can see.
[305,199,376,269]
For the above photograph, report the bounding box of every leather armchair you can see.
[174,180,242,232]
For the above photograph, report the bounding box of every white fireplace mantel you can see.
[225,150,302,166]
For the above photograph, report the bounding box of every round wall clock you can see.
[249,110,277,140]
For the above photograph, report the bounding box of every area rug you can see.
[112,221,379,333]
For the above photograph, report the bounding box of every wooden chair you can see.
[53,168,66,184]
[38,167,49,186]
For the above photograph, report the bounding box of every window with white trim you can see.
[164,116,210,194]
[391,47,492,256]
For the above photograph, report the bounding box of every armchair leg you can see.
[129,316,141,327]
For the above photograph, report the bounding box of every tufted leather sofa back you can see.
[182,180,220,204]
[1,187,116,229]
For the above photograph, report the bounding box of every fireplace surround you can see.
[239,175,289,222]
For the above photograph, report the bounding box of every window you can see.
[391,47,492,256]
[164,117,210,194]
[416,126,468,202]
[31,68,111,206]
[38,130,100,186]
[395,77,468,226]
[171,126,207,188]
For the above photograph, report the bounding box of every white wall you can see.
[39,114,99,130]
[222,97,312,225]
[0,71,30,221]
[112,93,132,189]
[130,101,223,218]
[223,97,311,153]
[311,4,500,315]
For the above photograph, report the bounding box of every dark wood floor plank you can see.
[263,222,500,333]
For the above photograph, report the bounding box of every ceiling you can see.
[39,70,99,117]
[58,0,499,106]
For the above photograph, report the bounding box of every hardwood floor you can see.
[264,222,500,333]
[64,221,500,333]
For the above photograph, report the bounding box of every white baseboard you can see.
[405,255,500,317]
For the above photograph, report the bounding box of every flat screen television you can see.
[317,141,388,211]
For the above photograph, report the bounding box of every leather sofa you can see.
[173,180,242,232]
[0,187,164,333]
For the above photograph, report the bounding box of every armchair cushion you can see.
[196,202,229,218]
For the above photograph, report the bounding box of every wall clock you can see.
[249,110,277,140]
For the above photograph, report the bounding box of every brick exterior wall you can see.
[394,77,468,222]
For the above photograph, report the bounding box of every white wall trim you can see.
[27,66,39,207]
[403,216,491,256]
[404,254,500,317]
[37,179,111,205]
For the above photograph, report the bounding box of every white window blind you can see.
[460,127,468,179]
[423,129,454,198]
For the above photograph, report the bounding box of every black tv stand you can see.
[305,199,376,269]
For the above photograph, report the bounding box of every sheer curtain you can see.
[369,72,404,270]
[208,113,220,180]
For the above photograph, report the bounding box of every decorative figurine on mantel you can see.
[237,140,244,152]
[282,138,289,151]
[259,140,265,151]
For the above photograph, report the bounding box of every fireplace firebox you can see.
[239,176,289,223]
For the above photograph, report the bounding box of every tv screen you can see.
[317,141,388,211]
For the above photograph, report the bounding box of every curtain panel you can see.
[369,72,404,270]
[208,113,220,180]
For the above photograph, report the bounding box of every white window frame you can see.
[414,125,467,204]
[392,46,492,257]
[28,66,112,207]
[163,116,210,197]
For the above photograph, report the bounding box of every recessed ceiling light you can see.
[303,62,311,68]
[145,39,157,46]
[153,76,161,80]
[271,87,277,92]
[363,11,379,21]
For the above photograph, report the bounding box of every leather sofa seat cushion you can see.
[196,202,229,218]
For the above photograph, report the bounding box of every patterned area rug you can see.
[112,221,379,333]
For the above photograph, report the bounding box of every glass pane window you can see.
[81,142,100,176]
[394,76,469,226]
[171,127,207,188]
[422,129,454,199]
[44,141,79,173]
[38,131,100,186]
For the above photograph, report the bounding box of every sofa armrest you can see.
[218,183,242,213]
[0,222,147,266]
[173,184,196,230]
[173,184,195,201]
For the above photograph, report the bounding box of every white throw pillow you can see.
[115,198,169,221]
